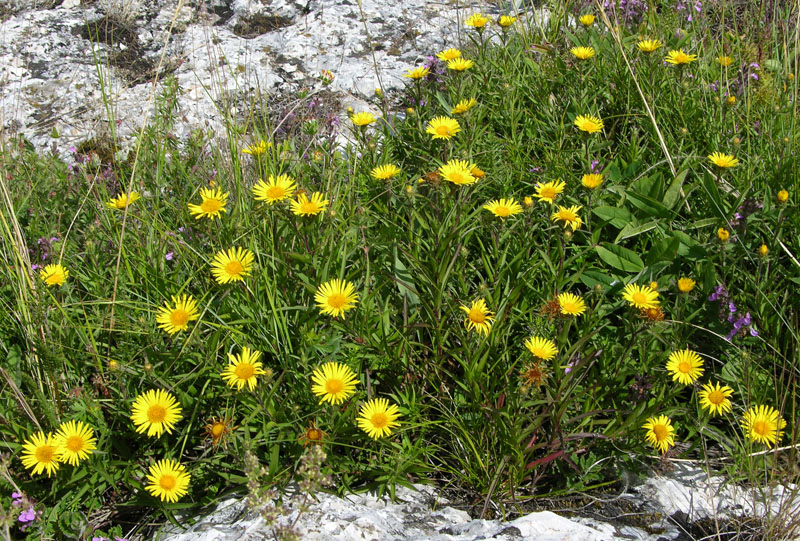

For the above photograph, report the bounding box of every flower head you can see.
[622,283,660,310]
[370,164,402,180]
[211,247,254,284]
[447,58,474,71]
[498,15,517,28]
[222,347,266,391]
[436,48,462,61]
[21,432,61,477]
[570,46,596,60]
[460,298,494,336]
[426,116,461,140]
[404,66,430,79]
[642,415,675,454]
[315,279,359,318]
[581,173,604,189]
[637,39,663,53]
[666,349,704,385]
[298,421,327,446]
[54,420,96,466]
[145,459,190,503]
[40,264,69,287]
[777,189,789,203]
[439,160,477,186]
[708,152,739,168]
[311,362,358,404]
[351,112,377,127]
[521,360,549,388]
[204,417,235,447]
[534,179,565,204]
[717,228,730,242]
[717,56,734,67]
[741,405,786,446]
[106,191,140,210]
[242,140,271,155]
[156,295,200,335]
[465,13,490,29]
[579,14,595,26]
[188,187,228,219]
[131,389,183,438]
[665,49,698,65]
[483,198,523,219]
[677,277,696,293]
[451,98,478,115]
[558,292,586,316]
[291,192,329,216]
[758,244,769,257]
[357,398,401,439]
[698,382,733,416]
[574,114,604,134]
[551,205,583,231]
[252,175,296,204]
[524,336,557,360]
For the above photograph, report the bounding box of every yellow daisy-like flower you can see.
[717,228,730,242]
[582,173,604,189]
[351,112,377,127]
[524,336,557,360]
[622,283,660,310]
[758,244,769,257]
[439,160,478,186]
[106,191,141,210]
[221,347,266,391]
[436,48,462,61]
[242,140,271,156]
[131,389,183,438]
[534,179,566,204]
[145,459,191,503]
[483,198,523,219]
[156,295,199,335]
[570,46,595,60]
[637,39,663,53]
[20,431,61,477]
[698,381,733,416]
[777,189,789,203]
[357,398,401,440]
[315,278,359,319]
[40,263,69,287]
[188,187,228,220]
[741,405,787,447]
[403,66,430,79]
[447,58,474,71]
[574,114,604,134]
[649,281,659,291]
[465,13,490,28]
[558,292,586,316]
[290,192,329,216]
[498,15,517,28]
[523,196,533,208]
[426,116,461,140]
[551,205,584,231]
[460,298,494,336]
[665,49,698,65]
[210,247,254,284]
[371,164,402,180]
[642,415,675,454]
[717,56,734,67]
[471,166,486,179]
[579,14,595,26]
[54,420,97,466]
[708,152,739,168]
[666,349,704,385]
[677,277,696,293]
[311,362,359,405]
[451,98,478,115]
[252,174,297,204]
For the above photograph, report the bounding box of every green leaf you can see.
[701,170,727,220]
[593,206,633,229]
[615,220,658,242]
[595,243,644,273]
[646,237,681,266]
[579,270,618,288]
[393,249,420,307]
[663,169,688,209]
[625,190,671,218]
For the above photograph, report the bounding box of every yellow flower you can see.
[523,196,533,208]
[451,98,478,115]
[524,336,557,360]
[558,292,586,316]
[188,187,228,220]
[221,347,266,391]
[242,140,271,155]
[570,46,595,60]
[666,349,704,385]
[460,298,494,336]
[698,381,733,416]
[436,48,462,61]
[447,58,474,71]
[579,14,595,26]
[439,159,477,186]
[574,114,604,134]
[465,13,490,28]
[21,431,61,477]
[637,39,663,53]
[54,420,97,466]
[351,112,377,127]
[665,49,698,65]
[471,166,486,179]
[677,277,696,293]
[290,192,329,216]
[204,416,235,447]
[717,228,730,242]
[534,179,565,204]
[581,173,604,189]
[371,164,402,180]
[156,294,200,335]
[741,405,786,446]
[777,189,789,203]
[252,175,297,204]
[622,283,660,310]
[210,247,254,284]
[403,66,430,79]
[40,263,69,287]
[106,191,141,210]
[357,398,401,439]
[483,198,523,219]
[145,459,191,503]
[649,281,659,291]
[426,116,461,140]
[130,389,183,438]
[717,56,734,67]
[498,15,517,28]
[551,205,583,231]
[708,152,739,168]
[727,95,736,106]
[758,244,769,257]
[642,415,675,454]
[315,278,359,319]
[311,362,358,405]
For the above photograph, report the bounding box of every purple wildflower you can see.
[165,252,174,261]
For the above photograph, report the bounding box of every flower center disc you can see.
[327,293,346,309]
[708,390,724,405]
[36,445,54,462]
[653,425,668,441]
[225,260,244,276]
[679,361,692,374]
[148,405,167,423]
[468,308,486,324]
[371,412,388,429]
[495,206,511,217]
[211,423,225,437]
[325,378,344,394]
[170,309,189,327]
[159,475,176,491]
[266,186,285,199]
[632,292,647,305]
[201,199,222,213]
[66,435,84,452]
[540,188,556,199]
[235,363,255,380]
[436,125,451,136]
[753,420,769,436]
